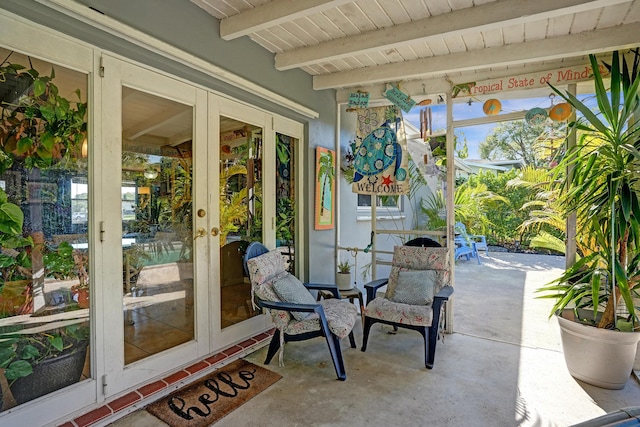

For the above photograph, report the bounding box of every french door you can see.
[101,55,210,395]
[100,55,304,396]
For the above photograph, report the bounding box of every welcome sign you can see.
[350,105,409,196]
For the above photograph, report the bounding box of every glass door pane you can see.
[121,87,194,364]
[276,133,296,274]
[219,117,263,328]
[0,49,90,409]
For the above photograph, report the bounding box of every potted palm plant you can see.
[538,49,640,389]
[336,258,353,291]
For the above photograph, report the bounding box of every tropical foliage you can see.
[219,164,248,245]
[479,120,565,167]
[538,50,640,330]
[0,64,87,171]
[421,177,508,236]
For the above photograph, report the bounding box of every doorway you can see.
[101,59,304,394]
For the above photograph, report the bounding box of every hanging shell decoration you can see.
[525,107,548,125]
[549,102,572,121]
[482,99,502,115]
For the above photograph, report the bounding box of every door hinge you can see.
[102,374,108,392]
[100,221,105,242]
[99,56,105,78]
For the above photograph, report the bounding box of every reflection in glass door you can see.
[219,117,263,328]
[0,48,91,411]
[121,87,194,363]
[276,133,296,275]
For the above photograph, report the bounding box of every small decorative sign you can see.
[348,91,370,109]
[384,86,415,113]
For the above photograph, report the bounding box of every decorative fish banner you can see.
[351,105,409,195]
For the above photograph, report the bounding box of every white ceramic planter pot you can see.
[557,309,640,389]
[336,272,353,291]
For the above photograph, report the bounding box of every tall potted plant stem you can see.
[538,49,640,389]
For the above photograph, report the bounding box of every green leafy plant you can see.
[0,323,89,384]
[276,197,294,243]
[219,164,248,246]
[538,50,640,330]
[0,187,33,284]
[337,259,351,273]
[0,63,87,170]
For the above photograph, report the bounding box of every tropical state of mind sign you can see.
[452,61,611,99]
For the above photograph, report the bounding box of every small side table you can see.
[317,287,366,326]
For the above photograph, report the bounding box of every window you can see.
[71,177,88,224]
[357,194,403,211]
[122,184,136,221]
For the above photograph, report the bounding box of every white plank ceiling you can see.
[190,0,640,100]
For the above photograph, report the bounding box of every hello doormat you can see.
[146,359,281,427]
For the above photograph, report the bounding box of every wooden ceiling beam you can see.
[314,23,640,89]
[220,0,353,41]
[276,0,631,70]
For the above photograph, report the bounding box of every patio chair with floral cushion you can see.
[361,245,453,368]
[244,242,358,380]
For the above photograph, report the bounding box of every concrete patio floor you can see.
[109,252,640,427]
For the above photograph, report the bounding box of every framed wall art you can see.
[314,147,335,230]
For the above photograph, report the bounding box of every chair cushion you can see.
[284,299,357,339]
[387,269,436,305]
[364,297,433,326]
[272,273,316,320]
[393,246,449,270]
[247,250,287,303]
[390,246,451,292]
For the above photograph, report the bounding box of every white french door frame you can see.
[208,96,274,350]
[100,54,210,397]
[0,11,99,426]
[273,116,306,279]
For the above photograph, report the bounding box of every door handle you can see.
[211,227,220,237]
[194,228,206,240]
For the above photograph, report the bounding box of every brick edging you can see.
[59,329,274,427]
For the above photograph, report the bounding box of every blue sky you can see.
[403,96,579,159]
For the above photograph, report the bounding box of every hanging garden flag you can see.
[350,105,409,195]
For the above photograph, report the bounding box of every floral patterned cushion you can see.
[393,245,449,270]
[387,269,436,305]
[364,297,433,327]
[272,273,317,320]
[247,250,287,303]
[284,299,357,339]
[388,246,450,293]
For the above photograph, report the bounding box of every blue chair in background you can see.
[455,222,488,260]
[454,235,479,264]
